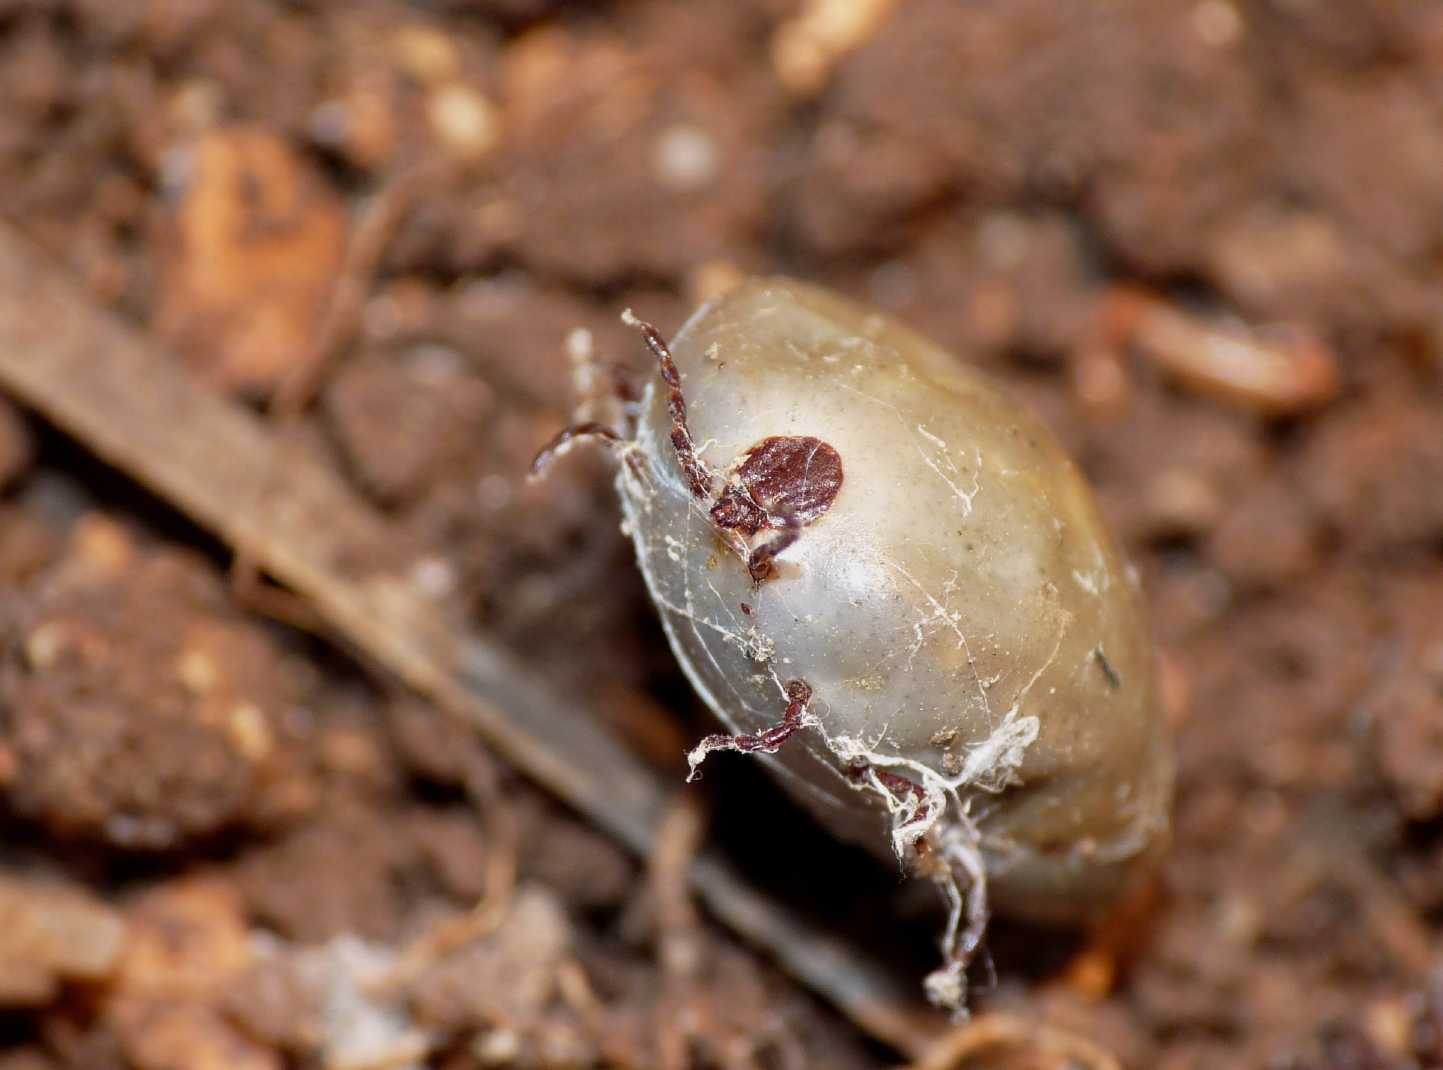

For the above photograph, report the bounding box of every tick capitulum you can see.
[535,278,1173,1014]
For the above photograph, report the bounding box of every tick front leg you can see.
[622,309,716,502]
[529,421,627,477]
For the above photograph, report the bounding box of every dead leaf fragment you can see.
[154,126,347,394]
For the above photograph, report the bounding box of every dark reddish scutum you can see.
[710,435,844,535]
[711,435,844,584]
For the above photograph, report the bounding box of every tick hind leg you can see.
[924,821,991,1015]
[685,679,813,782]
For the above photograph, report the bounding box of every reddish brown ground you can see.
[1,2,1442,1068]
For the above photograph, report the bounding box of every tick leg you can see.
[746,520,802,586]
[529,421,626,477]
[685,680,812,782]
[924,823,991,1015]
[622,309,715,501]
[846,762,987,1014]
[868,767,931,825]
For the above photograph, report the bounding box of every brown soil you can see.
[1,1,1442,1068]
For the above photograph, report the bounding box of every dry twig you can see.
[650,799,707,1070]
[1078,285,1339,417]
[907,1012,1122,1070]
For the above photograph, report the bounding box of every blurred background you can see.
[0,1,1441,1068]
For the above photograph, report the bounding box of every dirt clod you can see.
[1,521,316,849]
[0,874,126,1006]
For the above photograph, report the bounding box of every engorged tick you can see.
[532,277,1173,1014]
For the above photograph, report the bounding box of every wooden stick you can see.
[905,1012,1123,1070]
[0,221,946,1057]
